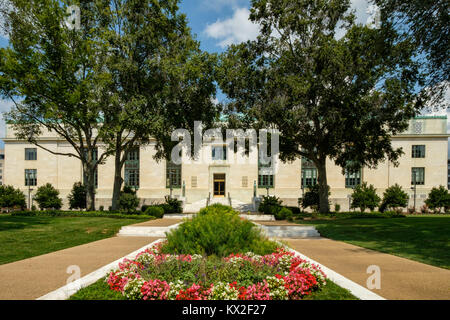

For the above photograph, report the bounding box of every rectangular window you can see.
[345,168,361,188]
[25,169,37,186]
[25,148,37,160]
[412,145,425,158]
[258,175,274,188]
[166,161,181,188]
[411,167,425,185]
[124,148,140,188]
[301,168,318,188]
[212,145,227,160]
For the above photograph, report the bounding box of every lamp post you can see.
[411,171,417,213]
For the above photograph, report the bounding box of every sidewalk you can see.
[0,236,158,300]
[287,238,450,300]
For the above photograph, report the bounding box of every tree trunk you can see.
[83,162,96,211]
[316,157,330,213]
[111,146,124,211]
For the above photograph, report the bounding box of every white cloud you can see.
[205,7,260,48]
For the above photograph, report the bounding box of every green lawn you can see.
[297,215,450,269]
[0,215,149,265]
[69,277,358,300]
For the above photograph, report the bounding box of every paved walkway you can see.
[287,238,450,300]
[131,218,182,227]
[0,236,158,300]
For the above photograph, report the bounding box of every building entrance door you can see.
[213,174,225,197]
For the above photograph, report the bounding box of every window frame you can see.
[25,148,37,161]
[25,169,37,186]
[412,145,425,158]
[411,167,425,185]
[258,174,274,188]
[166,161,182,188]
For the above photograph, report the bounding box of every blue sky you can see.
[0,0,448,150]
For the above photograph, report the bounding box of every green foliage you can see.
[164,196,183,213]
[0,185,26,211]
[334,204,341,213]
[350,183,381,212]
[162,205,279,257]
[374,0,449,105]
[380,184,409,212]
[275,207,293,221]
[118,186,139,214]
[11,210,156,220]
[425,186,450,213]
[68,182,87,210]
[34,183,62,210]
[258,195,282,214]
[144,206,164,219]
[217,0,425,214]
[301,185,330,210]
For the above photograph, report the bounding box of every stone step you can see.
[118,223,181,237]
[256,225,321,238]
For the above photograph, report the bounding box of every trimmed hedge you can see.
[144,206,164,218]
[295,211,406,219]
[161,204,279,257]
[10,210,157,220]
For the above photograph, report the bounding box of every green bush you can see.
[144,206,164,218]
[425,185,450,213]
[380,184,408,212]
[275,207,293,221]
[0,185,26,211]
[34,183,62,210]
[258,195,282,214]
[164,196,183,213]
[334,203,341,212]
[67,182,86,210]
[284,206,301,214]
[118,186,139,213]
[350,182,381,212]
[162,205,279,257]
[301,184,330,210]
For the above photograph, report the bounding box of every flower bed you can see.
[105,241,327,300]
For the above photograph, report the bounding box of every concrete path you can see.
[131,218,182,227]
[0,236,158,300]
[287,238,450,300]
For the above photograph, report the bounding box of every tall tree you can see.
[95,0,218,210]
[0,0,114,210]
[217,0,425,213]
[373,0,449,107]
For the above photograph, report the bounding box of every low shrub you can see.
[164,196,183,213]
[274,207,293,221]
[284,206,301,215]
[118,186,140,213]
[258,195,282,214]
[144,206,164,218]
[162,205,279,257]
[10,210,156,220]
[334,204,341,212]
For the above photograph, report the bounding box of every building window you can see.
[25,169,37,186]
[166,161,181,188]
[258,175,274,188]
[345,168,361,188]
[301,168,318,188]
[212,145,227,160]
[411,167,425,185]
[124,148,140,188]
[412,145,425,158]
[25,148,37,160]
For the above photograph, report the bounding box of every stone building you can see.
[2,116,448,212]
